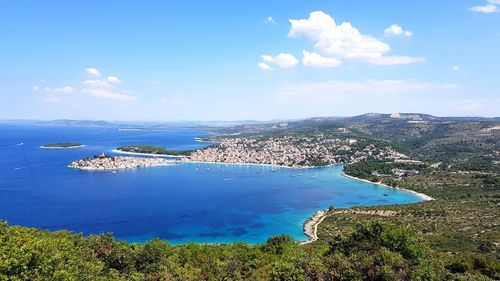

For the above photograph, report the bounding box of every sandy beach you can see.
[342,173,434,201]
[299,173,434,244]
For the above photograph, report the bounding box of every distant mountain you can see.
[300,113,498,123]
[36,119,115,127]
[2,113,498,128]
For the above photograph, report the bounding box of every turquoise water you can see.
[0,124,423,244]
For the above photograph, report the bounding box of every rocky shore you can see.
[68,154,177,170]
[301,210,328,244]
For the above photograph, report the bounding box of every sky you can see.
[0,0,499,121]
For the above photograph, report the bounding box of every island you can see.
[68,154,177,170]
[114,145,194,157]
[40,142,84,149]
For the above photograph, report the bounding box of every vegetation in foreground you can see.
[4,219,495,281]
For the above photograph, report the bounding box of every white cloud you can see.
[83,79,109,88]
[258,53,298,70]
[470,4,498,13]
[261,55,274,62]
[286,11,422,66]
[82,74,136,101]
[33,85,73,103]
[51,86,74,93]
[302,50,342,68]
[288,11,389,60]
[107,76,122,84]
[258,62,273,71]
[277,79,456,100]
[81,88,137,101]
[85,67,101,77]
[33,69,136,103]
[272,53,298,68]
[32,85,74,94]
[471,0,500,13]
[265,16,277,25]
[384,24,413,37]
[452,65,460,71]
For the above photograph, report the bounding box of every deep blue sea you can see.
[0,124,423,244]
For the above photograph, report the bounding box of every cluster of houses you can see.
[187,136,415,167]
[68,154,175,170]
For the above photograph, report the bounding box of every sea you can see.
[0,123,423,244]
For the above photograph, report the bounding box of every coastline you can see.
[341,173,434,202]
[300,210,328,244]
[180,159,322,170]
[194,137,214,143]
[40,145,84,149]
[299,172,434,244]
[178,160,434,244]
[76,152,433,243]
[68,162,176,171]
[111,149,184,158]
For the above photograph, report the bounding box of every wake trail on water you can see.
[1,142,36,174]
[14,164,45,170]
[0,142,24,148]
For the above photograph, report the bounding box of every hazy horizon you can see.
[1,112,499,124]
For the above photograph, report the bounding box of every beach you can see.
[299,173,434,244]
[342,173,434,201]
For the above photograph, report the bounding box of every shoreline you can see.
[300,210,328,244]
[178,160,433,244]
[180,159,325,170]
[194,137,214,143]
[341,173,434,202]
[40,145,84,149]
[69,162,176,171]
[299,173,434,245]
[73,153,434,244]
[111,149,184,158]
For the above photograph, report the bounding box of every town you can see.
[68,154,176,170]
[187,135,415,167]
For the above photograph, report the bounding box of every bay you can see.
[0,124,422,244]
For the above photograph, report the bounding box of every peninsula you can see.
[68,154,177,170]
[115,145,194,157]
[40,142,83,149]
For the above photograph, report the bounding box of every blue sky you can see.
[0,0,499,121]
